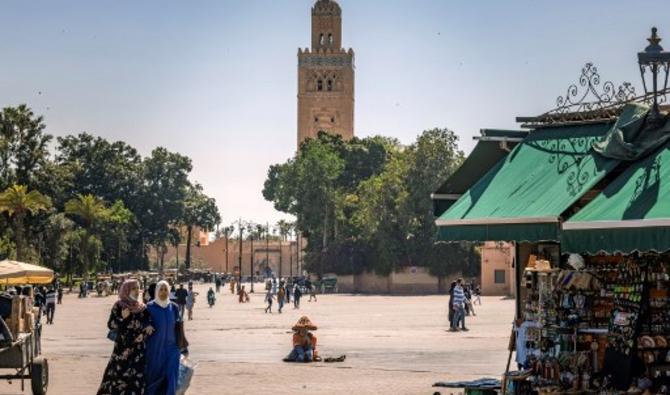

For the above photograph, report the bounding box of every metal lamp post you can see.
[638,27,670,122]
[248,223,255,293]
[238,219,243,286]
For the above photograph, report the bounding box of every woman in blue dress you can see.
[145,281,181,395]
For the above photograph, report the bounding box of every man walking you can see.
[277,285,286,314]
[45,288,57,324]
[450,279,468,332]
[215,276,222,293]
[175,283,188,320]
[295,285,301,309]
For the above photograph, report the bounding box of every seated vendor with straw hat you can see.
[284,316,320,362]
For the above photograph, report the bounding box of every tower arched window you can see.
[317,79,323,91]
[319,34,324,45]
[327,79,333,91]
[328,33,333,45]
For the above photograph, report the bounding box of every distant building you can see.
[479,242,514,296]
[156,238,304,278]
[297,0,355,146]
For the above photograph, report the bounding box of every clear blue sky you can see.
[1,0,668,226]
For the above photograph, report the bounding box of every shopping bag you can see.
[176,355,196,395]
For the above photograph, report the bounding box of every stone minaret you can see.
[297,0,355,147]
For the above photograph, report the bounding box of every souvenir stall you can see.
[512,253,670,394]
[431,27,670,395]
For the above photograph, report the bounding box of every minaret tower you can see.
[297,0,355,147]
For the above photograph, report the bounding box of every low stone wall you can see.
[328,267,463,295]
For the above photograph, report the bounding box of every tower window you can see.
[317,79,323,91]
[319,34,324,45]
[327,79,333,91]
[328,34,333,45]
[314,117,318,123]
[331,117,335,123]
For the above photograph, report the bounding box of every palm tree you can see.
[65,194,109,279]
[0,184,51,261]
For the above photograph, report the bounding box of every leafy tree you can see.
[38,213,76,272]
[139,148,192,272]
[182,183,221,270]
[0,105,52,191]
[101,200,134,272]
[276,219,293,241]
[264,128,468,277]
[65,194,109,278]
[56,133,142,205]
[0,184,51,261]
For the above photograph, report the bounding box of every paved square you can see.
[0,284,514,395]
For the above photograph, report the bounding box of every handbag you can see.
[175,321,189,350]
[107,329,117,342]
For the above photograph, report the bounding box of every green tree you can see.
[276,219,293,241]
[102,200,134,272]
[182,183,221,270]
[38,213,76,272]
[56,133,142,205]
[65,194,109,278]
[0,184,51,261]
[0,105,52,190]
[139,148,192,272]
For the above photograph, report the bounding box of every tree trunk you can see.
[82,232,90,281]
[322,208,328,250]
[117,237,122,273]
[185,225,193,270]
[14,213,25,261]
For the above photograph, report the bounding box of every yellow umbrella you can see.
[0,260,54,285]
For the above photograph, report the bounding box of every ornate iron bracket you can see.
[515,63,667,127]
[553,63,636,114]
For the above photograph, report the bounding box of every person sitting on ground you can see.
[284,316,320,362]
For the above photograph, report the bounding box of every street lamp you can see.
[638,27,670,122]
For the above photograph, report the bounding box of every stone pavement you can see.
[0,284,514,395]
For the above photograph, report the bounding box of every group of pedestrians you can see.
[98,279,188,395]
[448,278,480,332]
[264,277,308,313]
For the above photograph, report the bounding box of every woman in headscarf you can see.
[98,279,154,395]
[145,281,182,395]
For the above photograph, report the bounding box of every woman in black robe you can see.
[98,279,154,395]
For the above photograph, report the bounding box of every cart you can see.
[0,326,48,394]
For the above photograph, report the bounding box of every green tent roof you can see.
[432,129,525,217]
[437,122,619,242]
[562,143,670,254]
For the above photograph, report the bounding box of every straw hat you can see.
[292,316,317,331]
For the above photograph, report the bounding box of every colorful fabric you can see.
[117,280,145,314]
[97,302,152,395]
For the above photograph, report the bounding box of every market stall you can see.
[510,252,670,393]
[432,27,670,395]
[0,260,54,286]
